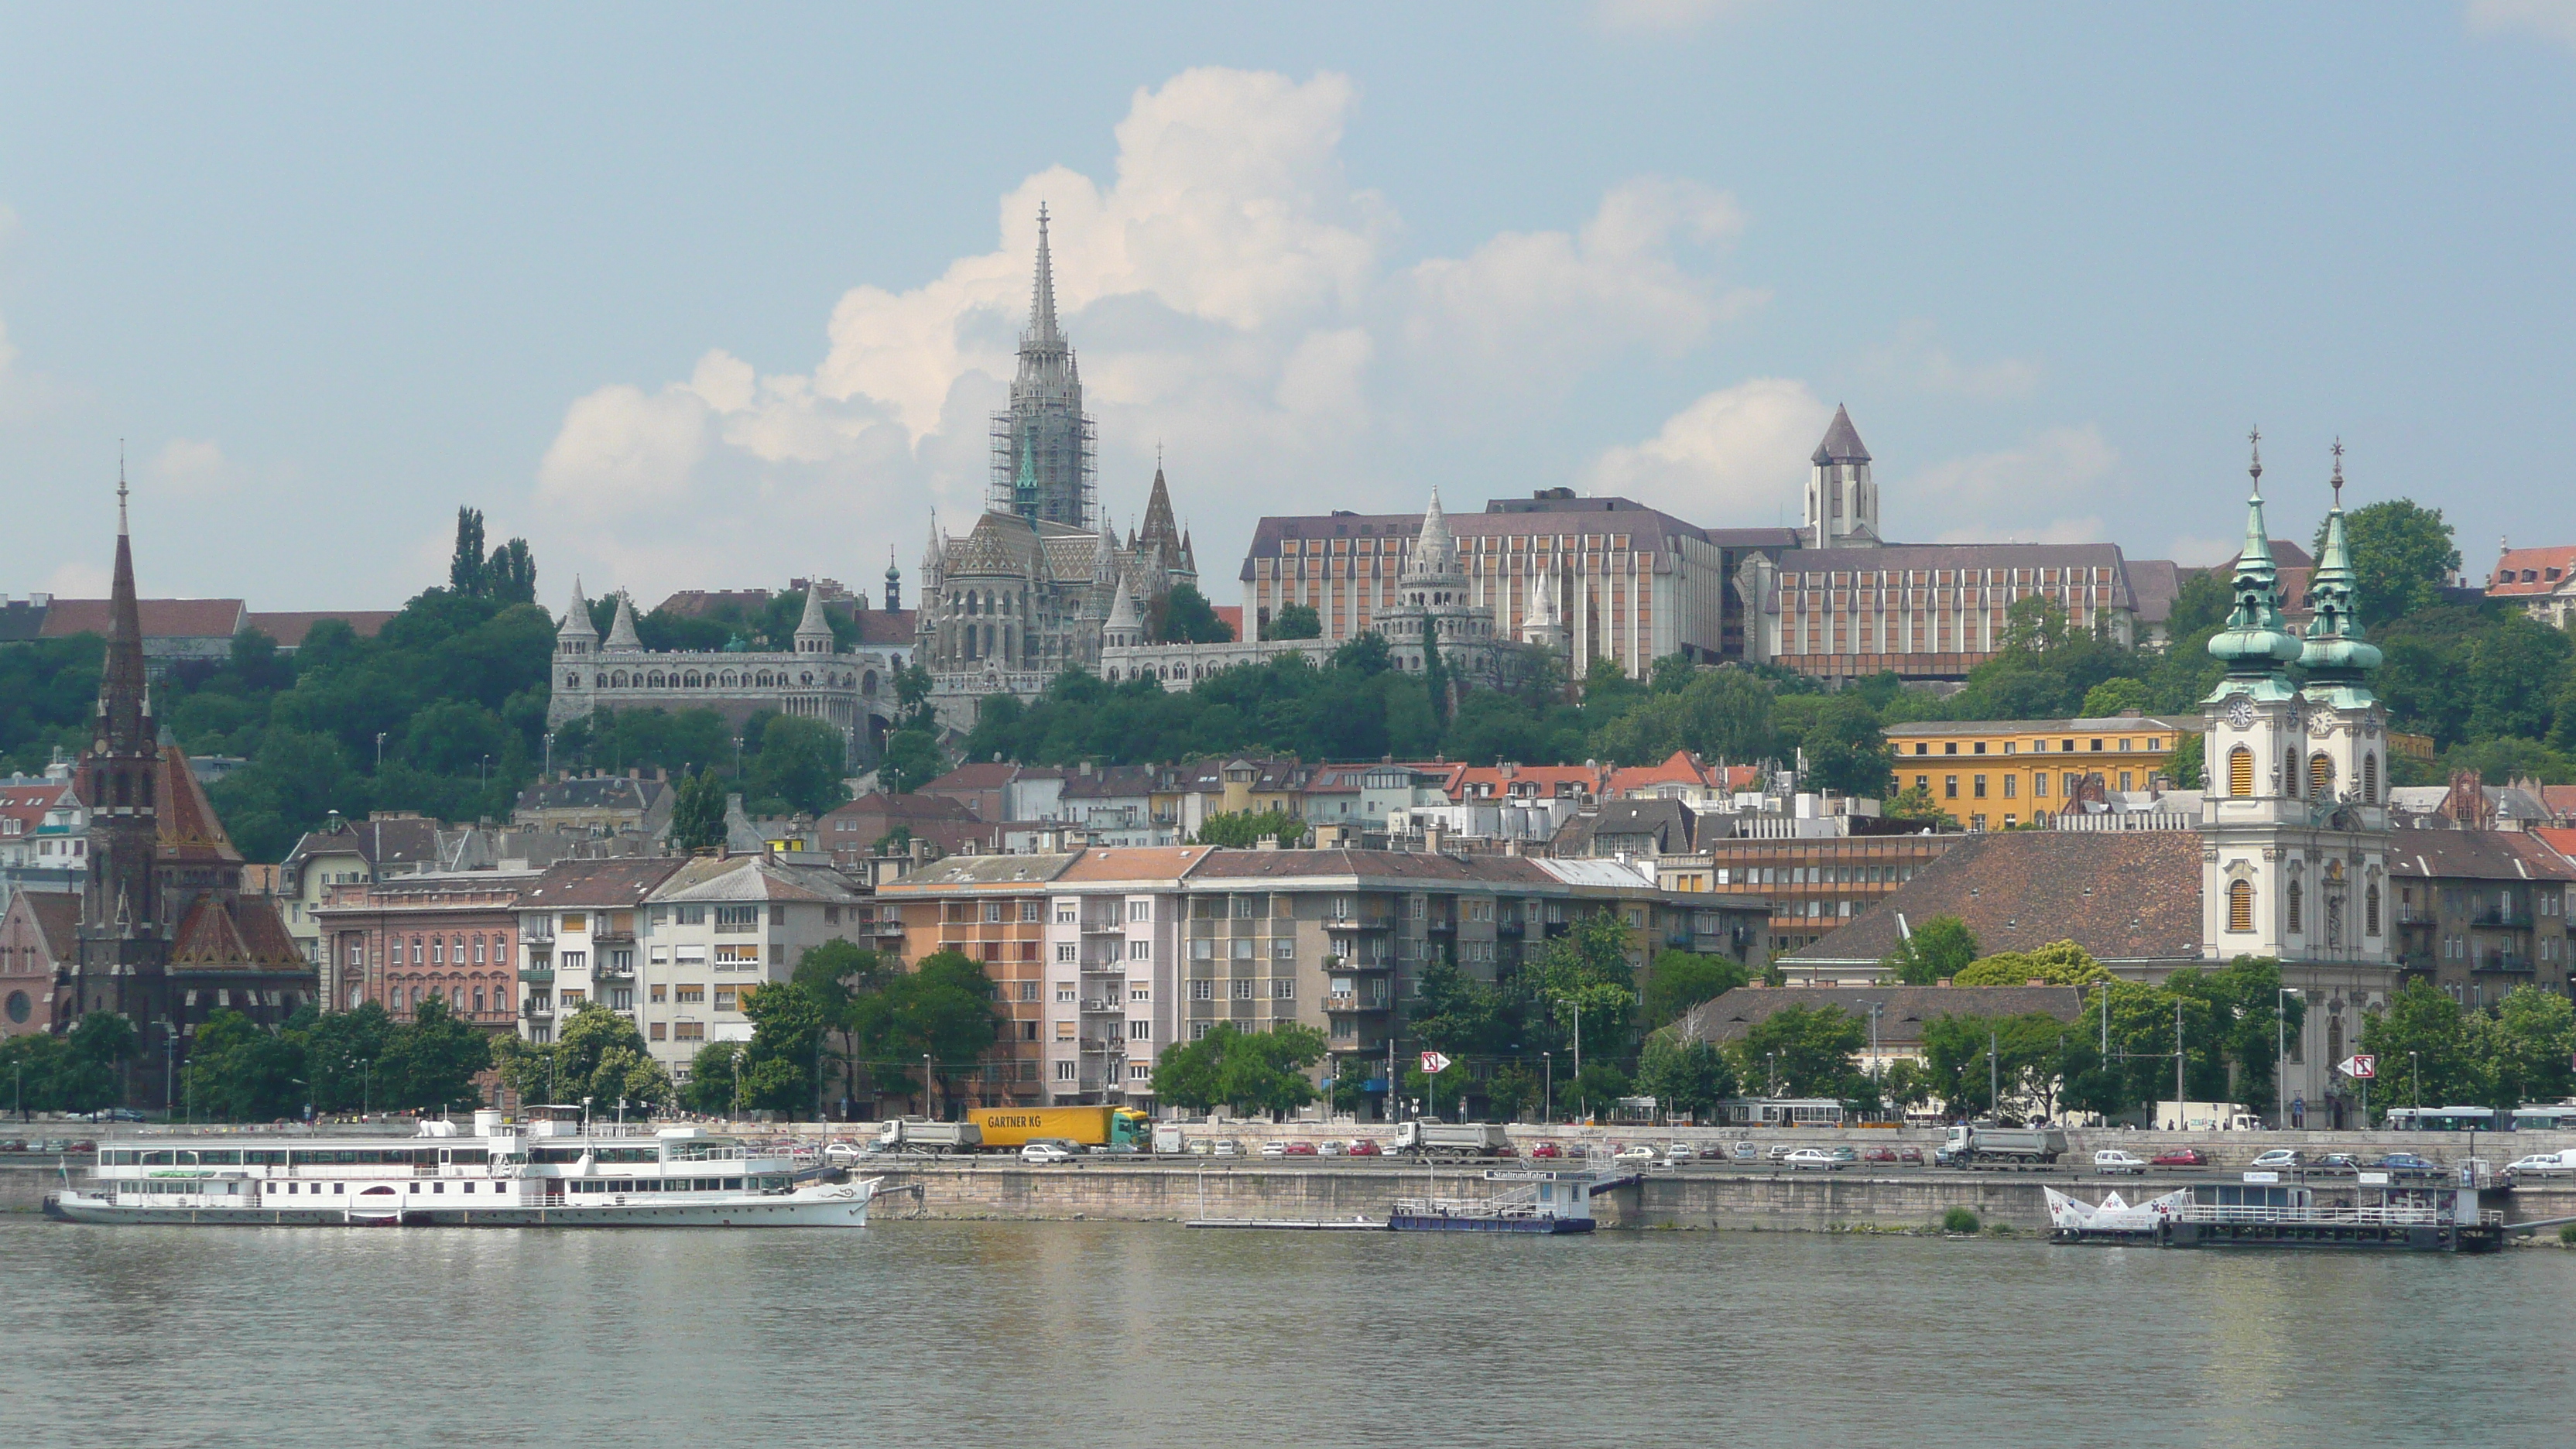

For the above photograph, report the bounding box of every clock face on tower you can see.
[2226,697,2256,730]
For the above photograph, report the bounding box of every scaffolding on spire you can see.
[988,204,1097,528]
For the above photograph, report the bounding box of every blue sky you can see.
[3,2,2571,609]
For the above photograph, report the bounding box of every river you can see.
[9,1218,2569,1446]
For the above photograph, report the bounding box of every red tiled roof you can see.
[2391,831,2576,883]
[39,598,246,639]
[1213,605,1243,640]
[170,895,304,971]
[1786,830,2206,966]
[855,610,916,646]
[2488,546,2576,598]
[156,745,241,866]
[1606,750,1714,795]
[17,891,80,960]
[0,782,70,831]
[244,611,396,647]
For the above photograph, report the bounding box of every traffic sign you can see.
[2339,1054,2376,1080]
[1420,1051,1453,1074]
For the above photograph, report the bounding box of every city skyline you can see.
[3,4,2571,608]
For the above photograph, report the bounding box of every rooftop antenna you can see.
[2246,424,2263,496]
[2330,437,2344,506]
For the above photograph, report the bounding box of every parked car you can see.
[2369,1152,2439,1172]
[823,1140,876,1166]
[2094,1149,2149,1174]
[83,1108,146,1123]
[1259,1140,1290,1159]
[1211,1139,1243,1159]
[2150,1148,2209,1168]
[1316,1139,1346,1156]
[1660,1147,1691,1170]
[1020,1140,1077,1165]
[1344,1139,1382,1157]
[1283,1141,1319,1156]
[2314,1153,2362,1174]
[1731,1141,1761,1161]
[1827,1146,1858,1163]
[2249,1149,2305,1170]
[1766,1143,1800,1162]
[1529,1141,1564,1160]
[1896,1146,1924,1166]
[1782,1148,1842,1171]
[2508,1150,2576,1177]
[1612,1144,1656,1165]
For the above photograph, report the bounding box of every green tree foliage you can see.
[1190,809,1308,848]
[57,1013,137,1112]
[1882,915,1979,985]
[745,715,849,817]
[1636,1035,1738,1118]
[2327,498,2461,629]
[1519,911,1639,1063]
[1149,1022,1327,1115]
[669,766,728,851]
[1882,782,1961,831]
[2080,677,2149,718]
[1641,950,1751,1031]
[681,1040,748,1115]
[1919,1012,2075,1122]
[1262,603,1321,641]
[1729,1004,1864,1098]
[1952,940,2111,987]
[1797,695,1893,796]
[447,506,540,605]
[0,635,106,773]
[181,1009,307,1122]
[376,995,493,1111]
[497,1002,671,1110]
[877,728,944,796]
[1564,1061,1632,1118]
[300,1002,396,1112]
[738,981,828,1115]
[1153,583,1234,644]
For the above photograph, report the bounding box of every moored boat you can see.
[1388,1169,1599,1234]
[43,1107,875,1228]
[2048,1167,2502,1254]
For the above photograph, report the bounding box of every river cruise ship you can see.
[44,1108,876,1228]
[2047,1166,2503,1254]
[1389,1169,1599,1234]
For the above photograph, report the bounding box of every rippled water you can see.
[9,1218,2571,1447]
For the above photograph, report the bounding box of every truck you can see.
[2156,1100,2262,1132]
[966,1105,1150,1152]
[1392,1122,1512,1156]
[873,1118,984,1153]
[1938,1123,2068,1166]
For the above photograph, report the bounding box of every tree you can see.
[1882,915,1978,985]
[1919,1012,2071,1122]
[1730,1004,1864,1098]
[1953,940,2111,988]
[1518,910,1639,1064]
[1149,1022,1327,1115]
[892,662,936,728]
[532,1002,670,1109]
[1190,809,1307,848]
[1641,950,1751,1031]
[485,536,538,605]
[1882,782,1961,832]
[670,767,728,852]
[449,507,488,597]
[1636,1035,1738,1120]
[863,950,1002,1113]
[1564,1061,1632,1118]
[1263,603,1321,641]
[793,940,884,1115]
[682,1040,748,1115]
[2477,985,2576,1110]
[60,1012,137,1112]
[2330,498,2461,629]
[746,715,849,817]
[379,994,492,1112]
[878,728,944,796]
[1482,1063,1539,1121]
[2361,978,2477,1118]
[181,1009,304,1122]
[1800,695,1891,797]
[301,1002,396,1113]
[1154,584,1234,644]
[739,982,828,1115]
[2080,677,2149,718]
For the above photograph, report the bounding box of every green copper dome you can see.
[2300,452,2382,690]
[2207,464,2302,677]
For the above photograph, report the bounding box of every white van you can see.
[2507,1148,2576,1177]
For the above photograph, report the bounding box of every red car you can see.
[2151,1148,2209,1168]
[1529,1141,1563,1160]
[1283,1141,1318,1156]
[1345,1139,1382,1157]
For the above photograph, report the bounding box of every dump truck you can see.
[2156,1100,2262,1132]
[967,1105,1150,1152]
[1392,1122,1513,1156]
[873,1118,984,1153]
[1937,1123,2067,1166]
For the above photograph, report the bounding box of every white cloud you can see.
[43,560,109,597]
[146,437,232,493]
[1902,424,2119,540]
[2165,534,2239,570]
[1581,378,1831,520]
[2468,0,2576,50]
[1593,0,1769,34]
[1862,320,2041,402]
[533,67,1770,599]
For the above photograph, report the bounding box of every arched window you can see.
[2228,746,2253,797]
[2309,752,2334,800]
[594,673,607,688]
[2228,879,2253,932]
[2363,752,2379,803]
[564,672,580,689]
[2366,881,2382,937]
[2283,749,2300,798]
[2287,876,2304,932]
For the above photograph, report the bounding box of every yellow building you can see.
[1885,712,2200,831]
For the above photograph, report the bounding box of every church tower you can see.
[1805,404,1879,550]
[79,468,163,1012]
[988,205,1097,529]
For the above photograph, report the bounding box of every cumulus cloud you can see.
[1903,424,2119,541]
[1581,378,1831,521]
[44,560,110,597]
[1862,320,2041,402]
[533,67,1772,598]
[146,437,233,493]
[2467,0,2576,50]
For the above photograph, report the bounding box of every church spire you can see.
[2205,426,2303,687]
[1013,434,1041,521]
[2301,439,2382,694]
[99,454,151,756]
[604,591,643,651]
[1028,203,1061,346]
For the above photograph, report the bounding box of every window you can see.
[1019,899,1042,923]
[1972,776,1988,799]
[1054,1020,1075,1040]
[1915,775,1930,793]
[1128,899,1150,922]
[562,914,586,933]
[1972,742,1987,755]
[1128,1019,1151,1040]
[2119,772,2133,792]
[675,985,705,1004]
[2309,752,2334,800]
[648,1022,666,1040]
[1016,981,1040,1002]
[2287,876,2304,932]
[1128,940,1150,961]
[1056,984,1076,1003]
[1944,776,1959,800]
[1944,742,1958,755]
[714,905,758,932]
[1232,978,1255,1000]
[1055,943,1077,964]
[714,988,738,1011]
[1129,1062,1152,1081]
[982,901,1004,924]
[1055,902,1077,923]
[2228,879,2253,932]
[1055,1061,1077,1082]
[2363,752,2379,803]
[1129,981,1150,1002]
[2366,882,2381,937]
[1273,978,1295,1000]
[1190,980,1214,1001]
[650,983,667,1003]
[1273,940,1295,961]
[2228,746,2253,797]
[1194,1023,1214,1040]
[2283,749,2300,797]
[2034,773,2050,798]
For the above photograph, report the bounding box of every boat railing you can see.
[2180,1203,2465,1228]
[1391,1195,1558,1221]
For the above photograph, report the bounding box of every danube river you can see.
[10,1218,2571,1446]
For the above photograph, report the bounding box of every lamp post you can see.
[361,1057,373,1118]
[375,732,387,772]
[2276,988,2295,1129]
[2410,1050,2420,1114]
[1766,1050,1779,1100]
[1543,1051,1553,1125]
[924,1053,935,1120]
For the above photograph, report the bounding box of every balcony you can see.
[1324,994,1389,1013]
[1497,920,1526,938]
[1324,913,1394,932]
[1081,919,1126,935]
[1080,999,1122,1014]
[521,1001,553,1021]
[594,960,635,981]
[2475,954,2537,974]
[868,916,907,937]
[1426,917,1456,935]
[517,966,554,985]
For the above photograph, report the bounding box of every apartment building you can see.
[1660,834,1964,956]
[878,844,1767,1118]
[635,854,876,1081]
[312,868,537,1030]
[2390,830,2576,1009]
[1883,714,2199,831]
[514,858,688,1045]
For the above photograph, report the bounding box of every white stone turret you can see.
[604,591,643,652]
[794,579,835,655]
[1104,575,1143,650]
[1806,404,1879,550]
[1522,567,1567,652]
[557,576,598,656]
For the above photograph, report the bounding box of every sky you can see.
[4,2,2573,611]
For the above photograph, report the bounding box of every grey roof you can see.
[1677,985,2088,1047]
[2127,558,2183,625]
[1811,404,1870,465]
[881,853,1081,891]
[1783,830,2206,967]
[515,776,669,813]
[651,854,867,905]
[1237,495,1720,584]
[521,857,687,908]
[1883,714,2199,738]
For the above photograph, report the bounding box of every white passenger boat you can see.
[44,1108,876,1228]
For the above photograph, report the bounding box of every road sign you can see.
[2339,1054,2376,1080]
[1420,1051,1453,1074]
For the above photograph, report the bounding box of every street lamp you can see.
[2410,1050,2420,1114]
[375,731,387,772]
[1766,1050,1779,1099]
[923,1053,935,1120]
[361,1057,373,1118]
[2276,988,2296,1129]
[1542,1051,1553,1124]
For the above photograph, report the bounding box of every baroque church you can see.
[60,480,313,1105]
[914,208,1203,728]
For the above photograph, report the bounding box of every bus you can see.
[2382,1105,2498,1132]
[2511,1104,2576,1132]
[1717,1098,1847,1129]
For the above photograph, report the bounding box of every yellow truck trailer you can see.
[967,1105,1149,1149]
